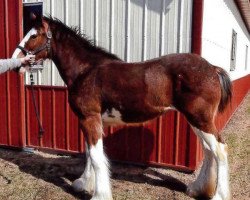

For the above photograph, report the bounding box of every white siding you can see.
[202,0,250,81]
[24,0,193,86]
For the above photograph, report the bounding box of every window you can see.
[245,45,248,70]
[23,2,43,34]
[230,30,237,71]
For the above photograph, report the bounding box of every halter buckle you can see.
[47,30,52,39]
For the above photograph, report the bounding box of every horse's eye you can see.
[30,34,38,39]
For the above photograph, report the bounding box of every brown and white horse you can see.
[13,15,232,200]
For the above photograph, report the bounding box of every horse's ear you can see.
[30,12,37,20]
[42,19,49,33]
[30,12,43,27]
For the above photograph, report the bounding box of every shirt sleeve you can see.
[0,58,22,74]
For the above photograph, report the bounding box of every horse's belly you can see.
[101,106,175,126]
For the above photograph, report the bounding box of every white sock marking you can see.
[192,127,230,200]
[90,139,112,200]
[188,129,216,197]
[72,142,95,193]
[214,143,230,200]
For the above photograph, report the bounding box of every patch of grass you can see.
[247,106,250,114]
[226,134,237,148]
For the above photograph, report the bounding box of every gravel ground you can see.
[0,94,249,200]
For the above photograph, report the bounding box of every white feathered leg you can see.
[72,142,95,194]
[191,127,231,200]
[90,138,112,200]
[212,143,230,200]
[187,130,217,198]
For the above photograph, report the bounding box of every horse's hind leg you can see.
[72,142,95,194]
[177,91,231,199]
[77,115,112,200]
[190,127,231,200]
[187,132,217,198]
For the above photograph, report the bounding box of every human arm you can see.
[0,58,21,73]
[0,55,35,74]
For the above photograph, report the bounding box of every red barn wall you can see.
[0,0,25,148]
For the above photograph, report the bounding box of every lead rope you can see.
[19,27,52,139]
[30,72,45,138]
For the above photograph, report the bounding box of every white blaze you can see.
[12,28,38,58]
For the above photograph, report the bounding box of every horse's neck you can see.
[51,44,83,87]
[51,37,103,87]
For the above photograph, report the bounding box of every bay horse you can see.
[13,15,232,200]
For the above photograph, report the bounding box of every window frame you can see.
[245,45,248,70]
[230,29,237,71]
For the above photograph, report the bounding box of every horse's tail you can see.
[215,66,232,113]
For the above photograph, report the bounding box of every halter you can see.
[17,27,52,58]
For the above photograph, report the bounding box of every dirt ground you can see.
[0,94,249,200]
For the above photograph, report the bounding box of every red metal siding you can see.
[0,0,25,148]
[191,0,204,55]
[160,113,175,164]
[188,0,205,169]
[216,75,250,131]
[40,88,53,148]
[25,86,85,153]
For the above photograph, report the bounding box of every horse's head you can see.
[12,14,52,72]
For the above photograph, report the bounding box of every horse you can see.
[12,15,232,200]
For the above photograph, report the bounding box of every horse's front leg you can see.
[72,142,95,194]
[78,114,112,200]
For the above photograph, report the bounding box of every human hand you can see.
[20,55,35,65]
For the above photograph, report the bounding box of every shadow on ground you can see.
[0,148,197,200]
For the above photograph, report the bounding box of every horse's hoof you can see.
[72,176,95,193]
[187,181,216,199]
[90,195,113,200]
[186,182,202,198]
[187,185,212,199]
[186,186,199,198]
[211,194,223,200]
[72,178,85,192]
[211,193,231,200]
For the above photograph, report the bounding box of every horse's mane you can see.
[44,16,121,60]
